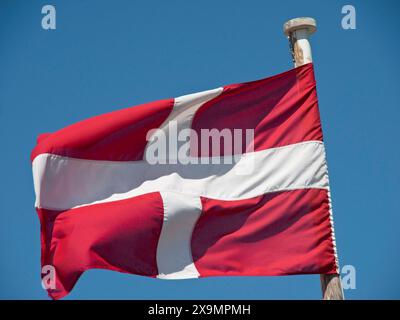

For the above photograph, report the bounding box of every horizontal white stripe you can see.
[157,192,202,279]
[33,141,328,210]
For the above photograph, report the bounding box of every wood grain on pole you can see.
[283,17,344,300]
[320,274,344,300]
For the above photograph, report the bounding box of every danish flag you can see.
[32,63,339,299]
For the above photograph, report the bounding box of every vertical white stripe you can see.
[156,192,202,279]
[153,88,220,278]
[144,87,223,162]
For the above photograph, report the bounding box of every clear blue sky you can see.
[0,0,399,299]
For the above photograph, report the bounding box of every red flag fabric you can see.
[32,63,338,299]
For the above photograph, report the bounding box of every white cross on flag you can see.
[32,63,339,299]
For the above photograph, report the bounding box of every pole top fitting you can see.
[283,17,317,36]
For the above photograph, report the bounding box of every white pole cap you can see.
[283,17,317,36]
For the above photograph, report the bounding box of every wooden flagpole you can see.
[283,17,344,300]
